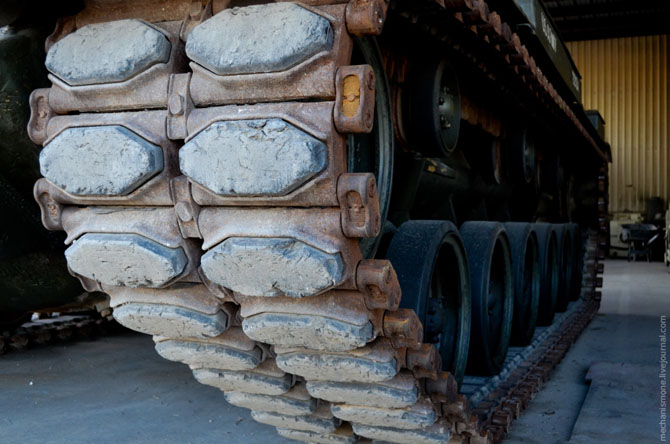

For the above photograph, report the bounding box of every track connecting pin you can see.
[337,173,381,238]
[334,65,376,134]
[345,0,390,36]
[356,259,402,310]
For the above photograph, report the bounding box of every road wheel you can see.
[386,220,471,384]
[460,221,514,375]
[534,223,559,325]
[553,223,574,312]
[504,222,540,346]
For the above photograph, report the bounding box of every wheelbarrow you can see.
[620,223,662,262]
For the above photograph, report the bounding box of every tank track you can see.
[0,314,118,354]
[28,1,607,443]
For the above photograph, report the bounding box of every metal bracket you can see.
[334,64,375,134]
[27,88,54,146]
[383,308,423,350]
[355,259,401,310]
[167,73,194,140]
[425,371,460,404]
[345,0,389,36]
[406,343,442,380]
[170,176,202,239]
[337,173,381,238]
[33,182,63,231]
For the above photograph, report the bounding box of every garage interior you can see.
[0,1,669,444]
[507,3,669,442]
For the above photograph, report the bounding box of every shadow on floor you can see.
[0,329,292,444]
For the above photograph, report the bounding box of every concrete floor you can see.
[598,259,669,316]
[0,333,292,444]
[1,259,667,444]
[504,259,669,444]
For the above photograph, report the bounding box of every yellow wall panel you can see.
[567,35,670,214]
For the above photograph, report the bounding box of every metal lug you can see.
[27,88,54,145]
[166,73,194,140]
[406,343,442,380]
[334,65,375,134]
[356,259,401,311]
[345,0,389,36]
[383,308,423,349]
[170,176,202,239]
[338,173,381,238]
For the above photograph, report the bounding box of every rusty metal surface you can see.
[30,101,358,211]
[334,64,376,134]
[406,343,441,380]
[74,0,193,27]
[383,308,423,349]
[345,0,390,36]
[337,173,381,238]
[356,259,402,310]
[166,73,195,140]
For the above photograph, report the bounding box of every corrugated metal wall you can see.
[567,35,670,214]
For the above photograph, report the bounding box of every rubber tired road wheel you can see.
[504,222,540,346]
[386,220,471,384]
[460,221,514,376]
[534,223,559,325]
[553,223,573,312]
[567,223,583,301]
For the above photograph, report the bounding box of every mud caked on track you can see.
[25,1,608,443]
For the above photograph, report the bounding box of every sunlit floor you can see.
[599,259,669,316]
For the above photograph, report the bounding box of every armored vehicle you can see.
[1,0,608,442]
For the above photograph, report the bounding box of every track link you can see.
[1,314,119,354]
[29,1,607,443]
